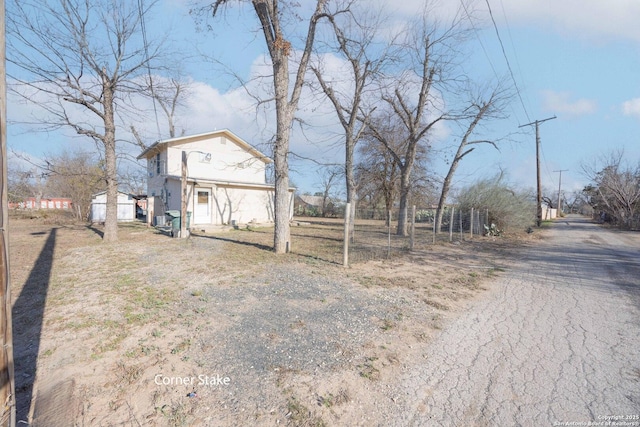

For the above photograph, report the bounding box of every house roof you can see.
[163,175,295,192]
[136,129,273,164]
[296,194,325,207]
[91,190,134,198]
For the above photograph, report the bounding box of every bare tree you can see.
[310,2,390,223]
[6,160,42,205]
[7,0,167,241]
[318,165,341,217]
[132,76,190,150]
[434,83,511,233]
[201,0,332,253]
[582,150,640,229]
[44,150,105,220]
[366,7,469,235]
[355,113,431,223]
[355,119,401,222]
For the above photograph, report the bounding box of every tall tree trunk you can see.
[345,138,357,234]
[272,58,292,253]
[103,83,118,242]
[435,156,460,234]
[396,168,410,236]
[250,0,327,253]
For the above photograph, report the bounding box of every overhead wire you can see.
[482,1,559,190]
[460,0,525,127]
[460,1,500,81]
[484,0,531,123]
[498,0,534,119]
[137,0,163,140]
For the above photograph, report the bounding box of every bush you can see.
[456,176,536,232]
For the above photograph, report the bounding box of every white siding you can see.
[213,187,275,225]
[165,135,267,184]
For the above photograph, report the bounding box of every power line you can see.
[460,1,500,80]
[484,0,530,123]
[554,169,569,213]
[498,0,534,121]
[137,0,162,140]
[519,116,556,226]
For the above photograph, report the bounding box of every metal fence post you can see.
[470,207,474,239]
[449,206,454,242]
[387,209,392,259]
[432,209,436,244]
[343,202,350,267]
[410,205,416,251]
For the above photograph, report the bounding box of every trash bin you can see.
[165,210,192,237]
[165,210,181,237]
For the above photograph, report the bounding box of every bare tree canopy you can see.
[198,0,332,253]
[582,149,640,229]
[310,2,391,209]
[364,5,473,236]
[43,150,105,220]
[7,0,168,241]
[434,82,512,233]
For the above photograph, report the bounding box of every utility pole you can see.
[519,116,556,227]
[181,150,187,239]
[0,0,17,423]
[554,169,569,215]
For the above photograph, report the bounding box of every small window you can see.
[156,153,161,174]
[197,191,208,204]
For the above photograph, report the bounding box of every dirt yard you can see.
[9,213,541,426]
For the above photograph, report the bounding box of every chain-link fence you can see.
[347,206,490,263]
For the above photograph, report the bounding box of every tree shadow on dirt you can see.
[12,228,57,423]
[196,234,274,252]
[85,224,104,238]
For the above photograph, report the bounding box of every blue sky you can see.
[7,0,640,201]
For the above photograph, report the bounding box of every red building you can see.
[10,197,73,210]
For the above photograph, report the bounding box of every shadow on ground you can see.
[12,228,57,423]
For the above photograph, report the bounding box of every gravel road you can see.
[392,215,640,426]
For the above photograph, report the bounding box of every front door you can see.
[194,188,211,224]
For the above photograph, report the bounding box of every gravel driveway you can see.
[392,215,640,426]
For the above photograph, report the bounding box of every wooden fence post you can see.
[0,2,17,422]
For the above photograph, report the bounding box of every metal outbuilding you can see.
[90,191,136,223]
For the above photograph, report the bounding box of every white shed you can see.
[90,191,136,223]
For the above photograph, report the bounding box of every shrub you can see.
[456,175,536,232]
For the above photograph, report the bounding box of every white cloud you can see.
[493,0,640,43]
[621,98,640,119]
[365,0,640,42]
[541,90,597,116]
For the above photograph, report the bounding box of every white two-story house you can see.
[137,129,294,228]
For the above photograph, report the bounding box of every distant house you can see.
[90,191,136,223]
[294,194,342,217]
[295,194,325,216]
[137,129,294,228]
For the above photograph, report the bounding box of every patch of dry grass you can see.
[8,214,532,426]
